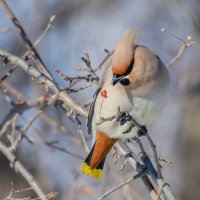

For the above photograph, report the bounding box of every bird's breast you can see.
[93,82,167,139]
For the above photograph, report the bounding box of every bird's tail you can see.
[81,131,118,179]
[81,143,106,179]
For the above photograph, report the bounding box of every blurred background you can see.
[0,0,199,199]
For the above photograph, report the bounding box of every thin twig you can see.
[33,15,56,47]
[29,191,58,200]
[0,103,31,136]
[95,49,113,70]
[81,52,99,83]
[161,28,196,69]
[12,186,33,193]
[0,15,56,84]
[96,115,116,125]
[65,82,92,93]
[44,141,84,159]
[77,124,89,153]
[55,67,96,92]
[0,49,88,117]
[97,175,135,200]
[167,41,196,68]
[23,14,56,60]
[115,142,157,199]
[22,109,44,134]
[146,133,162,179]
[0,0,54,80]
[10,108,45,151]
[0,82,84,149]
[0,141,47,200]
[13,127,84,160]
[161,28,186,44]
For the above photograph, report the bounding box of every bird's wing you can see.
[87,54,113,135]
[87,87,102,135]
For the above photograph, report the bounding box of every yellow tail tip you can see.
[81,162,103,179]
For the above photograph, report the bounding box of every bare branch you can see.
[96,115,116,125]
[115,142,158,199]
[0,103,31,136]
[0,49,88,117]
[4,187,57,200]
[81,51,99,83]
[161,28,196,68]
[146,133,162,179]
[77,124,90,153]
[55,52,99,92]
[0,82,84,149]
[95,50,113,70]
[167,41,196,68]
[10,107,46,152]
[97,175,136,200]
[0,15,56,84]
[43,140,84,159]
[0,141,48,200]
[33,15,56,48]
[0,0,54,80]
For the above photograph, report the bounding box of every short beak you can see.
[111,74,126,86]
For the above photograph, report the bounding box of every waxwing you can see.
[81,29,170,179]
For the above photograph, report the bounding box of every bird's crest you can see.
[112,28,137,75]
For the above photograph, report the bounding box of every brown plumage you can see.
[112,29,137,75]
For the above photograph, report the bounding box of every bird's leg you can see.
[116,111,131,126]
[137,125,147,137]
[116,111,135,134]
[127,115,147,136]
[116,110,147,136]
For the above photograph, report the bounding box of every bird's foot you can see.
[137,125,147,137]
[123,124,135,134]
[116,111,132,126]
[116,111,148,136]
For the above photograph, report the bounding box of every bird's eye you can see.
[120,78,130,86]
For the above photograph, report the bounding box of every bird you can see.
[81,28,170,179]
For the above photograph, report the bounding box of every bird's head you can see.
[111,28,136,86]
[111,29,161,89]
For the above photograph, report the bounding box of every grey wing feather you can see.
[87,87,102,135]
[87,54,113,135]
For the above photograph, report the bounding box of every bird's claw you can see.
[116,111,148,136]
[137,125,147,137]
[116,111,132,126]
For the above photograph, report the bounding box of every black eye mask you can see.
[124,57,134,76]
[118,57,134,86]
[120,78,130,86]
